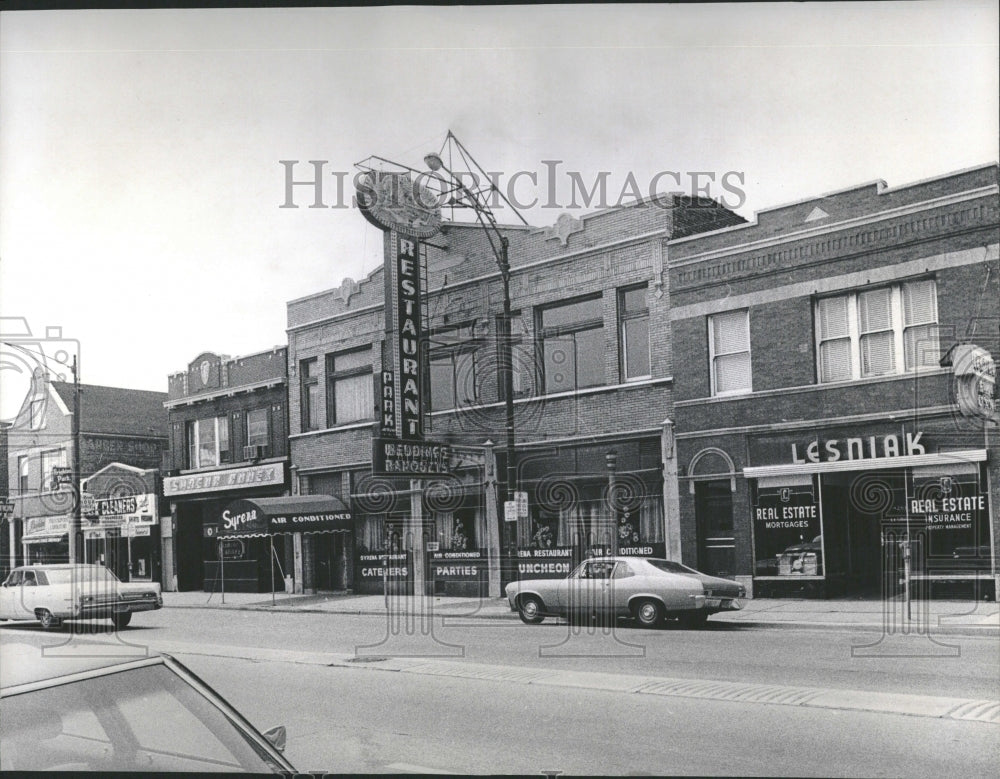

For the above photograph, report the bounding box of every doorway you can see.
[695,480,735,578]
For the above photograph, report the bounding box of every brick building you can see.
[669,163,999,599]
[162,349,294,593]
[5,372,168,575]
[287,195,744,595]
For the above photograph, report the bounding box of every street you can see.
[2,607,997,776]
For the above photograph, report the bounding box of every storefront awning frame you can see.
[216,495,353,537]
[742,448,987,479]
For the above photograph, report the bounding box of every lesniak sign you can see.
[164,463,285,496]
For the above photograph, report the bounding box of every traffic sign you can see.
[514,491,528,520]
[504,501,517,523]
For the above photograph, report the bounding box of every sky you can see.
[1,2,998,422]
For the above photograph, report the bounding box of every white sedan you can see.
[505,556,746,628]
[0,564,161,629]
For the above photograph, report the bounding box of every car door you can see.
[15,569,41,618]
[0,570,22,618]
[569,560,615,616]
[608,561,638,617]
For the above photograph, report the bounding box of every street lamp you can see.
[606,449,618,557]
[424,142,522,576]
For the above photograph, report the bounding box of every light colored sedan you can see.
[0,564,161,629]
[505,556,746,628]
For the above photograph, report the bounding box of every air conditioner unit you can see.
[243,445,267,461]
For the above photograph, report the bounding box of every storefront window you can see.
[752,476,823,577]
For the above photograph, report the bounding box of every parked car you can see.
[505,556,746,628]
[0,564,161,629]
[0,640,295,773]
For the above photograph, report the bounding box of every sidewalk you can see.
[162,590,1000,635]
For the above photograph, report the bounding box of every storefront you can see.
[211,495,353,596]
[164,462,289,593]
[21,516,69,565]
[513,438,666,581]
[743,422,994,599]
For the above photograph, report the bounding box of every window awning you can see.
[217,495,353,538]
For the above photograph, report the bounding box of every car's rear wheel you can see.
[679,610,710,628]
[632,599,664,628]
[517,595,545,624]
[111,612,132,629]
[36,609,61,630]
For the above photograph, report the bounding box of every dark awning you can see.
[217,495,353,537]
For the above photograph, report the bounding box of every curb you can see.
[161,603,999,637]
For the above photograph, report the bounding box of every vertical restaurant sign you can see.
[397,235,423,440]
[379,370,397,437]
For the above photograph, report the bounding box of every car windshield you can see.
[0,663,283,773]
[645,559,699,575]
[42,567,120,585]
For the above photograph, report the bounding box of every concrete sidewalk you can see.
[161,590,1000,635]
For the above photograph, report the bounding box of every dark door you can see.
[695,480,735,578]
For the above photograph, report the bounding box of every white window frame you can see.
[619,284,651,382]
[186,417,227,469]
[708,309,752,397]
[814,279,939,383]
[245,408,270,449]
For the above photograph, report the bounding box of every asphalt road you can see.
[2,609,998,776]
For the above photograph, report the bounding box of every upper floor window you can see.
[29,397,45,430]
[39,448,66,491]
[497,311,530,401]
[538,295,604,394]
[815,279,939,383]
[185,417,227,469]
[430,324,480,412]
[246,407,270,449]
[618,284,650,381]
[709,309,751,396]
[326,348,374,425]
[300,357,323,432]
[18,455,29,494]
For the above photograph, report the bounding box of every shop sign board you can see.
[951,344,997,422]
[163,463,285,496]
[218,539,246,560]
[372,438,451,477]
[516,547,574,578]
[379,370,397,437]
[96,496,137,516]
[588,542,667,559]
[356,170,442,240]
[749,427,929,467]
[395,234,424,440]
[23,516,69,538]
[126,524,152,538]
[356,552,411,582]
[908,472,990,571]
[752,485,822,577]
[429,550,487,580]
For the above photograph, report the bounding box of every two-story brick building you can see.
[162,348,298,593]
[6,371,168,574]
[287,195,744,595]
[669,164,999,599]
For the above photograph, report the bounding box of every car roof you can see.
[13,564,106,571]
[0,641,164,693]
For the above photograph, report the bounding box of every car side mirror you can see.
[262,725,286,753]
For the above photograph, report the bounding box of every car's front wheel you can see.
[111,612,132,629]
[632,599,664,628]
[36,609,61,630]
[517,595,545,624]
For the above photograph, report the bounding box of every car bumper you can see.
[703,597,743,612]
[79,600,162,618]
